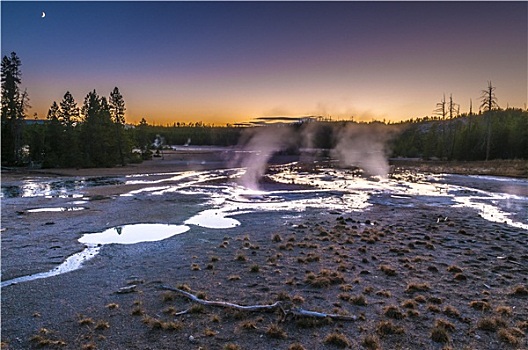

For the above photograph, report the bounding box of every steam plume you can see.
[232,125,295,190]
[330,122,394,177]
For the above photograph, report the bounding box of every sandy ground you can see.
[1,152,527,350]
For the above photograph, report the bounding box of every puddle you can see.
[79,224,190,245]
[1,176,124,198]
[185,209,242,229]
[26,207,86,213]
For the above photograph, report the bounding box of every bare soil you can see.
[1,153,527,349]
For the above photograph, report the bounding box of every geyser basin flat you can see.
[79,223,190,245]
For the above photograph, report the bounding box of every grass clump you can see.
[477,316,507,331]
[379,264,397,276]
[497,328,522,346]
[510,284,528,296]
[239,320,258,330]
[447,265,463,273]
[383,305,405,319]
[272,233,283,242]
[443,305,461,318]
[495,305,512,316]
[431,325,449,343]
[375,290,392,298]
[78,316,95,326]
[405,282,430,293]
[469,300,491,311]
[362,334,381,350]
[94,320,110,330]
[235,253,247,262]
[324,332,351,348]
[288,343,307,350]
[305,269,345,288]
[377,320,405,335]
[266,323,287,339]
[350,294,367,306]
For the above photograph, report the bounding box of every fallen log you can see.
[160,285,356,321]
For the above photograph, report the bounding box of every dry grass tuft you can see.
[272,233,283,242]
[377,320,405,335]
[447,265,463,273]
[204,328,218,337]
[443,305,461,318]
[94,320,110,330]
[431,325,450,343]
[288,343,307,350]
[495,305,512,316]
[223,343,241,350]
[405,282,430,293]
[510,284,528,296]
[401,299,417,309]
[350,294,367,306]
[324,332,351,348]
[292,294,305,304]
[78,316,94,326]
[477,316,507,331]
[362,334,381,350]
[434,318,455,332]
[161,291,175,302]
[497,328,522,346]
[266,323,287,339]
[375,290,392,298]
[469,300,491,311]
[30,329,67,348]
[383,305,405,319]
[239,320,258,330]
[305,269,345,288]
[235,253,247,262]
[379,264,397,276]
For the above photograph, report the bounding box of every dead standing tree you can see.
[480,81,499,160]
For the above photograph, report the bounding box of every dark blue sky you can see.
[2,1,526,124]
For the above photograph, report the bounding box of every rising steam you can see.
[232,125,295,190]
[331,122,394,177]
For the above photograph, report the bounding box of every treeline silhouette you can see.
[391,109,527,161]
[2,52,526,168]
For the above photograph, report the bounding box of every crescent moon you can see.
[41,11,46,18]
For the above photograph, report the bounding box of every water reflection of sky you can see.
[1,177,124,198]
[2,164,526,288]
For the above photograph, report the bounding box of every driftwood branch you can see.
[160,285,356,321]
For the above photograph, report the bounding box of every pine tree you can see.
[109,87,127,165]
[59,91,80,127]
[44,101,63,166]
[1,52,28,165]
[58,91,81,167]
[81,90,116,167]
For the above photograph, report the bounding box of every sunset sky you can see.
[2,1,527,125]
